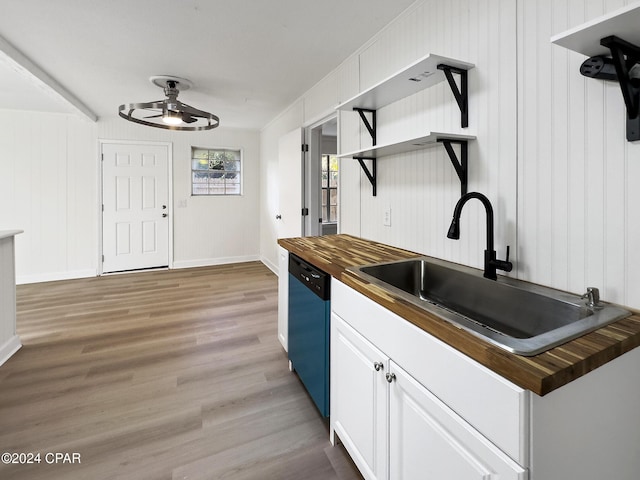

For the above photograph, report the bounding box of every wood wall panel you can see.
[0,111,260,282]
[0,111,98,283]
[334,0,640,311]
[99,119,261,270]
[518,0,639,309]
[340,0,517,275]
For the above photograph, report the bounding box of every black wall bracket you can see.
[598,36,640,141]
[354,108,377,145]
[353,107,378,195]
[355,157,377,196]
[437,64,469,128]
[350,89,469,197]
[437,139,468,197]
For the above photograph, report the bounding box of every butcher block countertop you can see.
[278,234,640,396]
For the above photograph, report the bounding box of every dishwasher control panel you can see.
[288,253,330,300]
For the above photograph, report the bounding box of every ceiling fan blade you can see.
[181,113,198,124]
[144,114,164,119]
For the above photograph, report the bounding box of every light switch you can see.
[383,205,391,226]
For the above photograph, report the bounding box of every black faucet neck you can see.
[450,192,495,253]
[448,192,512,280]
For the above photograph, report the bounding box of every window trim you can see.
[321,154,338,224]
[190,146,243,196]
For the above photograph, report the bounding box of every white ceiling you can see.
[0,0,416,130]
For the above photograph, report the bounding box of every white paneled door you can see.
[277,127,304,239]
[102,143,170,273]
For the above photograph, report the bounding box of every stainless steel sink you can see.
[350,257,631,356]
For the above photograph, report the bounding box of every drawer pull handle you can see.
[373,362,383,371]
[385,372,396,383]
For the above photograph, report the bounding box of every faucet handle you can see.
[582,287,601,308]
[493,246,513,273]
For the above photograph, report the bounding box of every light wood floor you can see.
[0,262,362,480]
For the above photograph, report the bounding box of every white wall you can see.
[0,110,98,282]
[517,0,640,308]
[260,101,305,272]
[98,118,261,269]
[0,111,260,282]
[260,0,640,310]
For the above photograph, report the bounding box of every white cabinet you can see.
[389,361,525,480]
[331,309,525,480]
[277,245,289,351]
[331,277,640,480]
[330,313,388,480]
[330,277,528,479]
[0,230,22,367]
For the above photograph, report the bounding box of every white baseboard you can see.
[0,335,21,367]
[17,269,97,285]
[261,255,278,276]
[172,255,261,269]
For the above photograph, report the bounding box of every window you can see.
[191,147,242,195]
[321,154,338,223]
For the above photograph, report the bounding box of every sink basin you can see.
[350,257,631,355]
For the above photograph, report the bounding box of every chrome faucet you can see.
[581,287,601,308]
[447,192,512,280]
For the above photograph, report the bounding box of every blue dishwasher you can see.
[288,253,330,417]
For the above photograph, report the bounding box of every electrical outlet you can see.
[383,206,391,226]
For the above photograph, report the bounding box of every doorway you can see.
[305,116,338,236]
[101,141,172,273]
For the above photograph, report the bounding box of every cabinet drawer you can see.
[332,278,529,466]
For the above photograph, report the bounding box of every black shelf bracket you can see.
[438,139,468,197]
[437,64,469,128]
[354,157,377,196]
[353,108,377,145]
[599,35,640,141]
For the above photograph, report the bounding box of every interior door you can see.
[277,127,304,238]
[102,142,170,273]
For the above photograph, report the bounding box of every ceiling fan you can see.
[118,75,220,131]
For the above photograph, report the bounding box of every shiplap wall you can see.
[261,0,640,309]
[0,111,97,282]
[0,111,260,282]
[351,0,517,274]
[518,0,640,308]
[98,118,261,268]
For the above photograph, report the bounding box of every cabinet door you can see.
[331,313,389,480]
[277,246,288,351]
[389,361,527,480]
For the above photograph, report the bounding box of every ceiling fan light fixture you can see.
[118,76,219,131]
[162,111,183,125]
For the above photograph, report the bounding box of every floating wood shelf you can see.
[336,53,476,195]
[339,133,476,197]
[552,4,640,141]
[336,54,474,113]
[551,3,640,57]
[337,132,475,159]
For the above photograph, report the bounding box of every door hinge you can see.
[302,208,309,216]
[301,143,309,152]
[102,204,104,212]
[101,153,104,161]
[102,255,104,262]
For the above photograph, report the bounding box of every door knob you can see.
[162,205,167,209]
[385,372,396,383]
[373,362,383,371]
[276,214,282,220]
[162,213,168,218]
